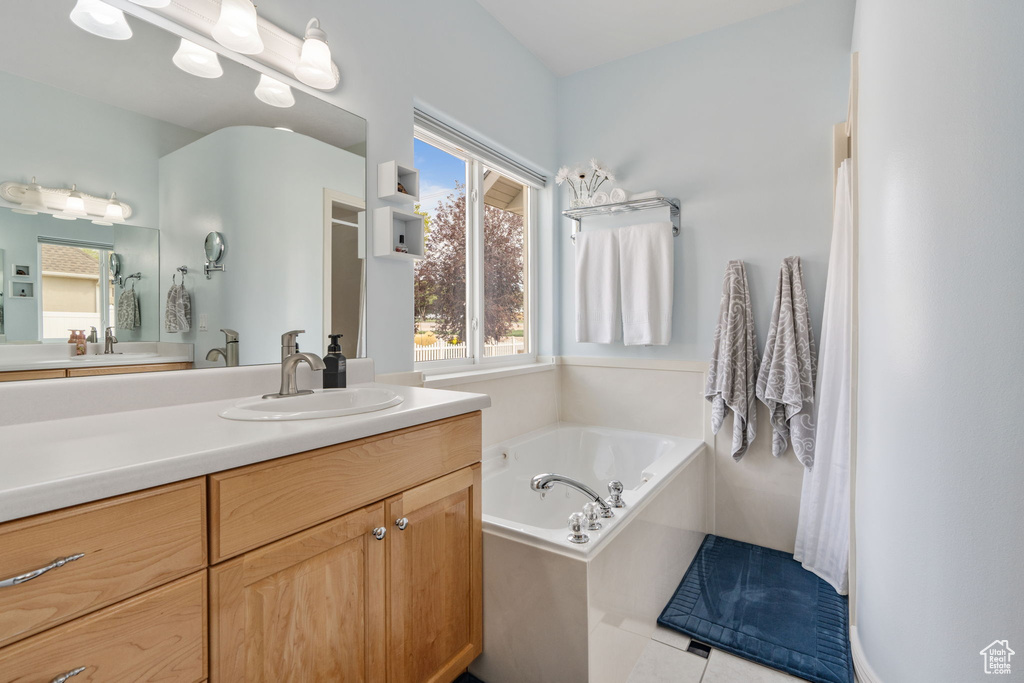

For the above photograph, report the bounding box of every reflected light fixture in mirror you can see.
[69,0,133,41]
[295,18,339,90]
[254,74,295,108]
[172,38,223,79]
[212,0,264,55]
[10,178,47,215]
[60,185,88,220]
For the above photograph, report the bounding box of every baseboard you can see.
[850,626,883,683]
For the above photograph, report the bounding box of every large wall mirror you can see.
[0,0,366,379]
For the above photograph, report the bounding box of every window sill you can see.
[422,358,555,388]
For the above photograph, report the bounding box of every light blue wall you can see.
[555,0,855,359]
[248,0,559,373]
[160,126,363,367]
[853,1,1024,680]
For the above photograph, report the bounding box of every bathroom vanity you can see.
[0,379,485,683]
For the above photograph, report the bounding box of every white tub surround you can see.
[0,341,193,372]
[0,359,489,522]
[469,424,708,683]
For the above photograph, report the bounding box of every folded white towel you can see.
[617,222,673,346]
[590,191,609,206]
[705,260,758,460]
[630,190,660,200]
[609,188,629,204]
[756,256,817,466]
[575,230,621,344]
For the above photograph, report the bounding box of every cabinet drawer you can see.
[0,479,206,647]
[0,571,206,683]
[209,412,481,562]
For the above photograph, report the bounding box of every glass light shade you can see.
[64,185,87,217]
[128,0,171,6]
[254,74,295,108]
[212,0,263,55]
[172,38,223,79]
[294,19,339,90]
[69,0,132,41]
[54,213,78,221]
[14,179,47,214]
[104,194,125,223]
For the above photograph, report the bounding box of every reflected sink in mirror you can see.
[219,388,404,422]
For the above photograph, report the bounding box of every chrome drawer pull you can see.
[372,527,386,540]
[0,553,85,588]
[395,517,408,531]
[50,667,87,683]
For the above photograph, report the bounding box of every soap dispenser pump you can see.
[323,334,347,389]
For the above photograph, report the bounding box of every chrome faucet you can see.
[531,473,615,518]
[103,326,118,354]
[264,331,325,399]
[206,328,240,367]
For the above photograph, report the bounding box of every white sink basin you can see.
[71,352,159,363]
[219,388,404,421]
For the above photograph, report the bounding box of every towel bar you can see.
[563,196,681,243]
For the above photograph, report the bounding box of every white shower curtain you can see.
[793,158,853,595]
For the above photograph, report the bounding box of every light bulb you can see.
[104,193,125,223]
[172,38,223,79]
[294,18,339,90]
[69,0,132,41]
[254,74,295,108]
[127,0,171,6]
[62,184,87,219]
[12,177,47,214]
[212,0,263,55]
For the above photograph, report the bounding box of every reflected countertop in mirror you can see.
[0,0,367,378]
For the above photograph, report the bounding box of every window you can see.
[413,126,537,369]
[39,241,110,340]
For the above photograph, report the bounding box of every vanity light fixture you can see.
[10,178,46,215]
[212,0,264,55]
[294,18,339,90]
[172,38,223,79]
[69,0,133,41]
[254,74,295,108]
[0,180,134,223]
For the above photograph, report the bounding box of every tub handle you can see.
[395,517,408,531]
[606,480,626,509]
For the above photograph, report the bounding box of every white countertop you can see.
[0,382,489,523]
[0,341,193,372]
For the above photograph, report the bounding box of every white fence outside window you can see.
[414,337,524,363]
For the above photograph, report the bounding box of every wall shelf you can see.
[377,161,419,202]
[373,206,425,260]
[562,196,681,242]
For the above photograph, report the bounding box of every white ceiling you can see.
[474,0,806,76]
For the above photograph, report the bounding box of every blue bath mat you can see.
[658,535,853,683]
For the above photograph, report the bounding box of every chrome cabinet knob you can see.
[395,517,408,531]
[372,527,386,540]
[567,512,589,544]
[583,502,603,531]
[50,667,87,683]
[607,480,626,508]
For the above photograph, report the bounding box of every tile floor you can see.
[625,627,805,683]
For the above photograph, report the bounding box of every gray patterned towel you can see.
[705,260,758,460]
[164,282,191,333]
[756,256,816,467]
[116,288,139,330]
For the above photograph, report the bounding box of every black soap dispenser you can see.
[323,334,347,388]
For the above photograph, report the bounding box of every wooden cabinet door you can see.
[209,503,387,683]
[386,464,482,683]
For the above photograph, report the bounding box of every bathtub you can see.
[469,423,708,683]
